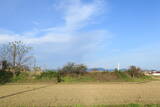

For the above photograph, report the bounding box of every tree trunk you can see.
[13,44,16,66]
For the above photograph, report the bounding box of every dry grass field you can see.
[0,81,160,107]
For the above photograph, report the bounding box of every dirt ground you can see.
[0,81,160,106]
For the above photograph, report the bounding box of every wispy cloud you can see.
[0,0,110,68]
[62,0,104,30]
[0,32,72,44]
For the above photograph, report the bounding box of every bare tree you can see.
[128,66,142,78]
[0,41,34,67]
[61,62,87,75]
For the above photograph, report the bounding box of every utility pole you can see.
[117,63,120,71]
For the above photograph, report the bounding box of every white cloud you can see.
[0,33,72,44]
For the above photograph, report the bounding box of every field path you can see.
[0,85,49,99]
[0,81,160,106]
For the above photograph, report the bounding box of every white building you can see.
[151,71,160,76]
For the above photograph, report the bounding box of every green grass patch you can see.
[7,104,160,107]
[63,76,95,83]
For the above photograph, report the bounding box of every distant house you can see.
[143,70,160,76]
[151,71,160,76]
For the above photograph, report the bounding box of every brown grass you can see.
[0,81,160,106]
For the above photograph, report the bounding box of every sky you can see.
[0,0,160,70]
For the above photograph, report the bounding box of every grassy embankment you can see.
[10,70,152,83]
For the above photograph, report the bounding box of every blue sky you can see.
[0,0,160,69]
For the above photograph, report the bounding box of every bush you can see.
[114,70,131,81]
[36,70,58,80]
[0,61,14,84]
[0,70,13,84]
[57,71,63,83]
[12,72,29,82]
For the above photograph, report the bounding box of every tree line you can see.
[0,41,149,84]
